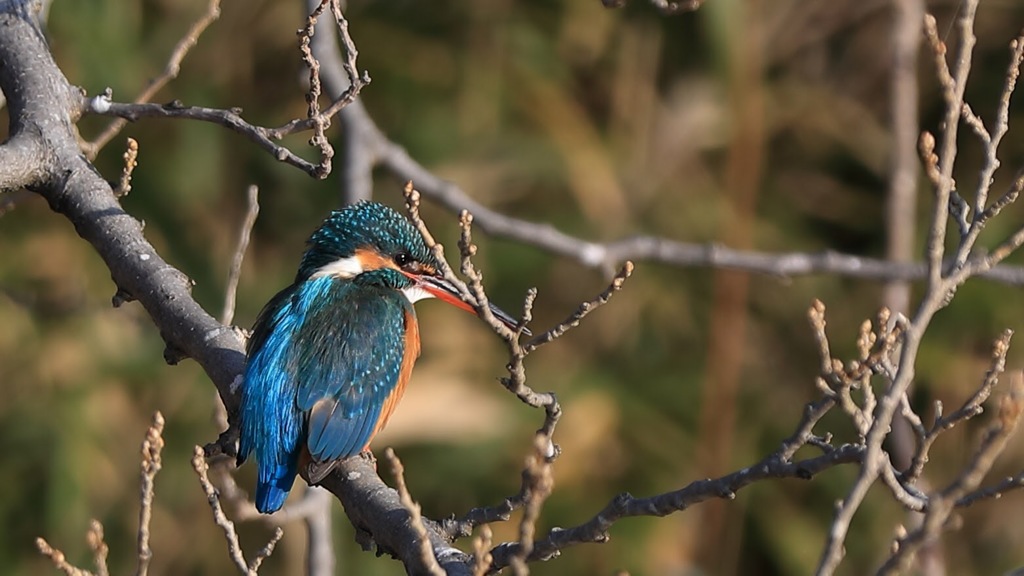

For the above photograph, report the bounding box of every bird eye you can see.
[394,252,412,267]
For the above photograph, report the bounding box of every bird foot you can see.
[359,449,377,470]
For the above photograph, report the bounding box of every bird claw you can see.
[359,449,378,471]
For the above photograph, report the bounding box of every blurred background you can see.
[3,0,1024,574]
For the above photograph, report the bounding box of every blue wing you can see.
[291,278,409,462]
[238,283,307,513]
[237,276,410,512]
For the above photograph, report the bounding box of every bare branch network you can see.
[1,0,1023,575]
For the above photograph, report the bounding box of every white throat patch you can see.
[310,255,364,280]
[402,285,435,304]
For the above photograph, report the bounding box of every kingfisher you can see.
[236,201,524,513]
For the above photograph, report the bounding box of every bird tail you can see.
[255,461,297,514]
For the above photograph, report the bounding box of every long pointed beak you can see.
[415,274,531,336]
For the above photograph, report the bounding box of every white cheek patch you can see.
[310,255,364,280]
[402,285,435,304]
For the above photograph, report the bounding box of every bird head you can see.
[297,201,525,332]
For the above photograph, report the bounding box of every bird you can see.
[236,201,524,513]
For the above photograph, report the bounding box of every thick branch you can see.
[0,7,246,400]
[0,5,462,575]
[317,457,473,576]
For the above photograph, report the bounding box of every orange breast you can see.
[366,309,420,446]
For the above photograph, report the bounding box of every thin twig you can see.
[446,461,534,540]
[297,0,333,176]
[383,448,445,576]
[87,100,330,179]
[815,5,983,573]
[36,538,94,576]
[137,412,165,576]
[84,518,108,573]
[972,32,1024,216]
[221,185,260,326]
[954,470,1024,508]
[523,262,633,354]
[487,441,863,572]
[271,0,370,141]
[600,0,706,14]
[404,182,634,546]
[114,137,138,198]
[87,520,109,576]
[83,0,222,158]
[472,525,494,576]
[905,330,1013,484]
[192,446,256,574]
[248,528,284,574]
[878,373,1024,574]
[510,435,556,576]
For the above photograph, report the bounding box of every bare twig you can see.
[525,262,633,354]
[274,0,370,141]
[403,182,630,409]
[509,435,556,576]
[37,418,163,576]
[383,448,445,576]
[600,0,706,14]
[397,146,1024,286]
[472,525,494,576]
[114,137,138,198]
[445,459,536,540]
[403,182,637,552]
[815,4,989,573]
[905,330,1013,484]
[296,0,333,176]
[192,446,282,574]
[306,0,377,203]
[84,0,369,182]
[86,521,109,576]
[83,0,222,158]
[249,528,285,574]
[487,440,863,571]
[879,373,1024,574]
[86,100,330,179]
[922,5,974,284]
[137,412,165,576]
[954,470,1024,508]
[221,185,260,326]
[972,32,1024,217]
[36,538,94,576]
